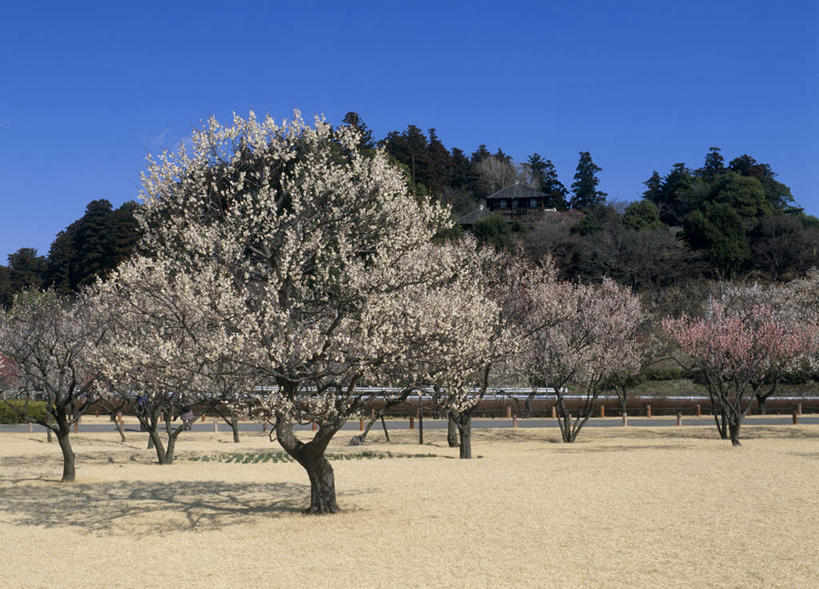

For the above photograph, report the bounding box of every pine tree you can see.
[570,151,606,210]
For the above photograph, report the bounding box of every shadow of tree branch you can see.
[0,480,325,534]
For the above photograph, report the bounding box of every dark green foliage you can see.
[728,154,793,211]
[526,153,568,210]
[696,147,725,180]
[685,202,751,278]
[0,400,47,424]
[46,199,141,294]
[0,248,47,308]
[471,214,527,250]
[709,172,772,227]
[570,151,606,210]
[623,200,663,231]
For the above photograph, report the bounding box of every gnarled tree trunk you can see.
[276,413,343,514]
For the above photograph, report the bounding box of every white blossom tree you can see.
[91,256,252,464]
[134,111,455,513]
[0,291,105,481]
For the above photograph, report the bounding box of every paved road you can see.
[2,416,816,434]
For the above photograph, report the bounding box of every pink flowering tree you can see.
[663,303,816,445]
[524,278,644,442]
[707,282,819,414]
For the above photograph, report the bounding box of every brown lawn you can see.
[1,418,817,588]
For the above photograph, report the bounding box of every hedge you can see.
[0,400,47,424]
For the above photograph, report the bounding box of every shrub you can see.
[0,400,47,424]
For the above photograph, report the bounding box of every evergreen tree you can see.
[380,124,432,195]
[570,151,607,210]
[728,154,793,211]
[426,128,452,195]
[541,159,568,210]
[340,111,375,152]
[684,202,751,278]
[470,144,491,164]
[450,147,475,191]
[697,147,725,180]
[5,248,47,298]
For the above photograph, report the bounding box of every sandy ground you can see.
[1,419,817,588]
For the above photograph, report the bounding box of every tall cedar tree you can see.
[570,151,606,210]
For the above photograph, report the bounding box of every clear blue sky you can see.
[1,0,817,261]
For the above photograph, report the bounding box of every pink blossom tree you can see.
[523,278,644,442]
[663,304,816,445]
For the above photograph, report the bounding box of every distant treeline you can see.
[2,112,817,307]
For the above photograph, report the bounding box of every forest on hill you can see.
[1,111,817,310]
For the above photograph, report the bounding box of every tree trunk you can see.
[349,411,380,445]
[276,414,342,514]
[230,417,240,443]
[719,412,728,440]
[114,419,126,443]
[148,428,168,464]
[165,432,177,464]
[447,411,459,448]
[728,414,742,447]
[554,396,573,443]
[618,387,628,417]
[756,396,767,415]
[456,411,472,459]
[55,424,76,482]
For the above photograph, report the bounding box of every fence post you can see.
[551,406,557,419]
[27,422,33,433]
[213,420,218,433]
[409,416,414,430]
[676,412,682,427]
[311,421,317,432]
[262,421,266,432]
[513,415,518,428]
[696,404,701,417]
[359,418,364,431]
[506,405,512,419]
[797,403,802,415]
[201,414,206,422]
[792,411,799,425]
[646,404,652,418]
[600,405,605,418]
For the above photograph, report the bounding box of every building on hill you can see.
[456,184,557,229]
[485,184,555,216]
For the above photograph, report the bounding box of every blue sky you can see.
[1,0,817,261]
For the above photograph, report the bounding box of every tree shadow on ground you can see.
[553,443,690,454]
[0,479,372,534]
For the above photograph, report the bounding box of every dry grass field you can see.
[1,419,817,588]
